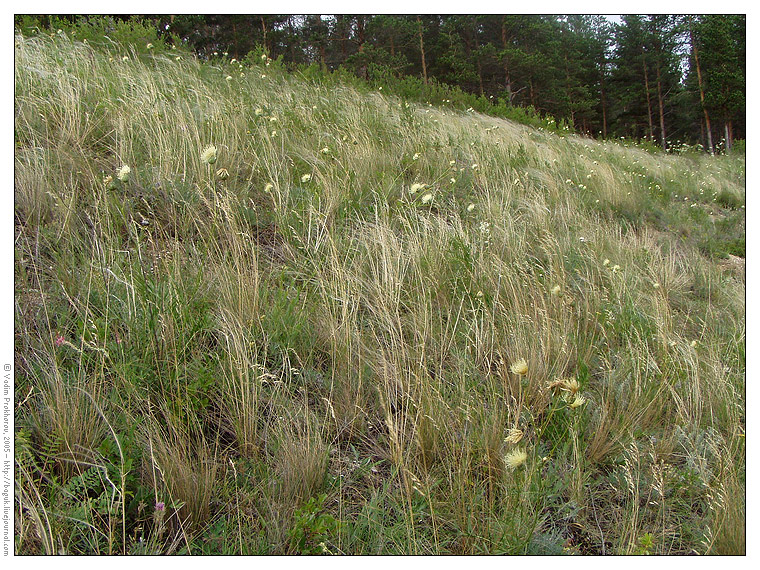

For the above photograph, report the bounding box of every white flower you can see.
[410,183,425,194]
[466,203,475,212]
[117,164,131,182]
[301,173,312,183]
[510,359,528,376]
[201,145,218,165]
[146,43,154,50]
[255,108,264,116]
[504,448,528,471]
[421,192,433,204]
[569,395,586,409]
[413,153,421,161]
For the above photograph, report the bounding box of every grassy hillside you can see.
[14,32,745,555]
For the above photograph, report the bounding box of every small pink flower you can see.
[54,334,65,347]
[155,501,165,511]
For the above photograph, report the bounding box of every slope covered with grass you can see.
[14,32,745,555]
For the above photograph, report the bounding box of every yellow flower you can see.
[201,145,218,165]
[116,164,131,182]
[103,175,115,189]
[603,259,610,266]
[510,359,528,376]
[264,183,274,193]
[255,108,264,116]
[504,448,528,471]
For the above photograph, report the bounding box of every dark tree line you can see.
[26,14,743,150]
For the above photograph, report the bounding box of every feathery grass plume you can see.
[505,448,528,471]
[510,359,529,376]
[116,164,131,182]
[201,144,218,165]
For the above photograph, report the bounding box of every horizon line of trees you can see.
[20,14,745,152]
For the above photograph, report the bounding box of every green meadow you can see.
[14,30,744,554]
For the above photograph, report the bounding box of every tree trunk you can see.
[642,49,654,141]
[725,121,732,152]
[260,17,268,54]
[501,18,514,104]
[655,62,667,150]
[600,70,608,138]
[689,18,714,154]
[417,16,428,85]
[564,55,575,128]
